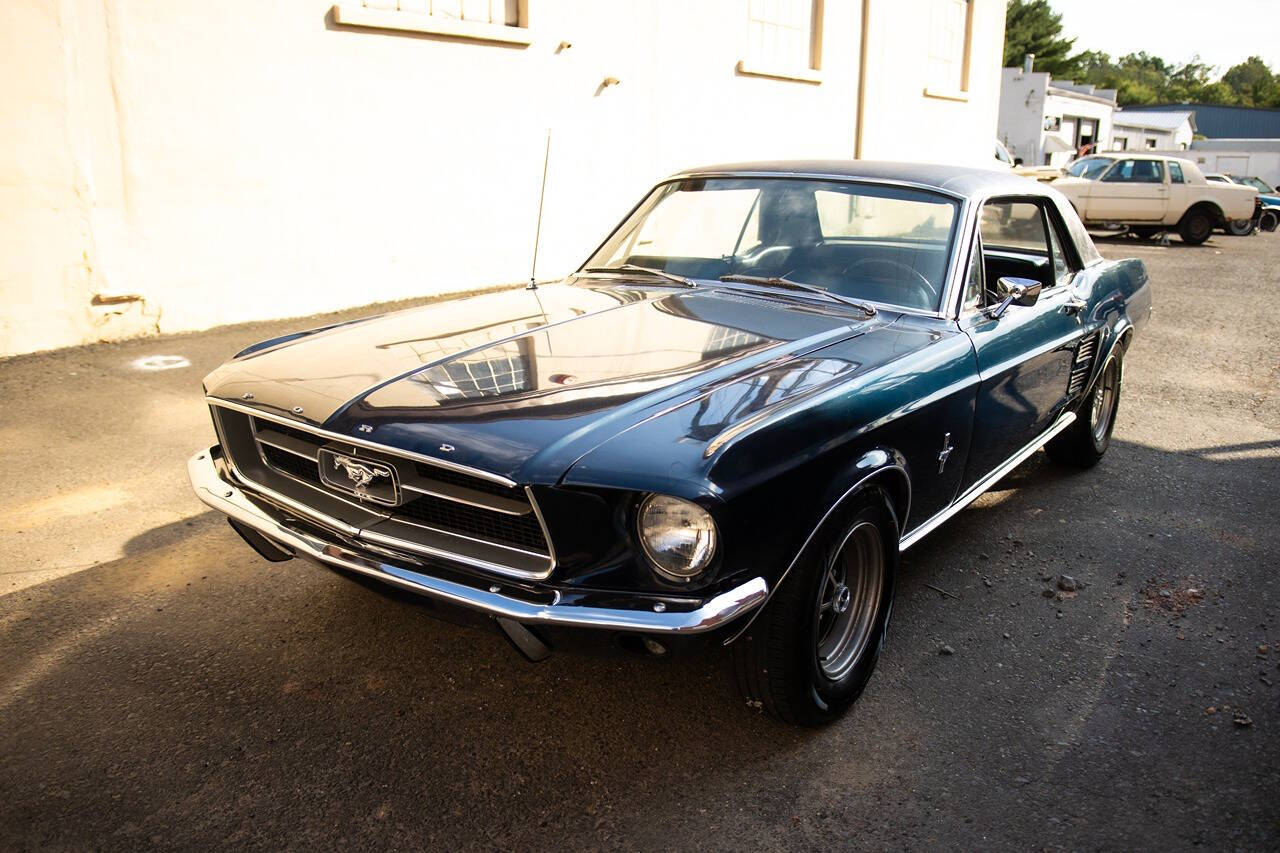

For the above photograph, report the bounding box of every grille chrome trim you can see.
[399,480,531,516]
[190,446,767,634]
[208,397,519,487]
[209,399,557,580]
[255,428,322,460]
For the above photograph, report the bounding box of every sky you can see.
[1048,0,1280,77]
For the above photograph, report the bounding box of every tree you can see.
[1004,6,1280,108]
[1222,56,1280,107]
[1003,0,1079,77]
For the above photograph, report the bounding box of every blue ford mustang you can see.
[188,161,1151,725]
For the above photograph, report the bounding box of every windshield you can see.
[1237,176,1275,193]
[583,177,960,312]
[1066,157,1115,180]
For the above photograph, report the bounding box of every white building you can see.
[1174,139,1280,187]
[999,63,1117,167]
[1111,110,1196,152]
[0,0,1008,358]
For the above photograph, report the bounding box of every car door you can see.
[1166,160,1193,223]
[1088,158,1168,221]
[958,198,1085,489]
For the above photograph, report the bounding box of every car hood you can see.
[204,281,890,483]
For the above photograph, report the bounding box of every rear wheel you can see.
[1047,351,1122,468]
[1226,218,1256,236]
[733,488,896,726]
[1178,209,1214,245]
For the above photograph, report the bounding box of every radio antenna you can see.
[527,131,551,290]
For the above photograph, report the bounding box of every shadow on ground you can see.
[3,435,1278,848]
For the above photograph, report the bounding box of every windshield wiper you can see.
[582,264,697,288]
[718,274,876,317]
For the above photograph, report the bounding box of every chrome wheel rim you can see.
[815,521,884,681]
[1091,358,1118,442]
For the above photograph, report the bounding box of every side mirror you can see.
[990,276,1042,318]
[1014,157,1024,167]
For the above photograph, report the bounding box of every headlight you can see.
[636,494,718,582]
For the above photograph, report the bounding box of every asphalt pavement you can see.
[2,232,1278,850]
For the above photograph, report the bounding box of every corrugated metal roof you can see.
[1120,104,1280,139]
[1113,110,1196,132]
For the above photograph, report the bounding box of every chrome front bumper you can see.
[187,447,768,634]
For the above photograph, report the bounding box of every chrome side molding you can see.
[899,410,1076,551]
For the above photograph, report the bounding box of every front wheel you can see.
[732,488,897,726]
[1226,218,1256,236]
[1047,351,1122,468]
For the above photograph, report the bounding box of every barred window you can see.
[745,0,822,72]
[360,0,520,26]
[926,0,972,94]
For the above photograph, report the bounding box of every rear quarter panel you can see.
[1169,183,1258,223]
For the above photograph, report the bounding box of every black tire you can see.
[1226,218,1255,236]
[1178,209,1214,245]
[1047,351,1122,468]
[733,488,897,726]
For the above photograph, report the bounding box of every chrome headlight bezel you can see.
[634,493,719,583]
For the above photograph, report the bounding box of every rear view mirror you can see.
[991,276,1042,318]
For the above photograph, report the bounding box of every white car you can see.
[1053,155,1258,244]
[1206,173,1280,234]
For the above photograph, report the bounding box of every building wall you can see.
[998,69,1115,167]
[998,68,1049,165]
[1112,122,1193,153]
[0,0,1004,357]
[1177,146,1280,187]
[860,0,1006,165]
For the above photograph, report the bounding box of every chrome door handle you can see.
[1063,298,1087,315]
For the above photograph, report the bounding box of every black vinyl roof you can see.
[673,160,1049,199]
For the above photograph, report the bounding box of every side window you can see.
[962,236,985,311]
[1102,159,1162,183]
[979,199,1056,297]
[1045,214,1077,286]
[980,201,1049,253]
[1105,162,1167,185]
[1169,161,1185,184]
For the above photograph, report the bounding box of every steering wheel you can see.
[839,258,938,305]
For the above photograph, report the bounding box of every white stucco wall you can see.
[1168,147,1280,187]
[1,0,1005,357]
[859,0,1006,167]
[998,68,1049,165]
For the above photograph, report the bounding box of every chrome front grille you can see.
[209,402,554,579]
[1068,333,1099,396]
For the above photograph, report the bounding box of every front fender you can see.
[722,449,909,645]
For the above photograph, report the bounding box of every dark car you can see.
[188,161,1151,725]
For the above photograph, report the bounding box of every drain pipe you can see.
[855,0,871,159]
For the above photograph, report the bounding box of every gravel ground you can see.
[1,232,1277,850]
